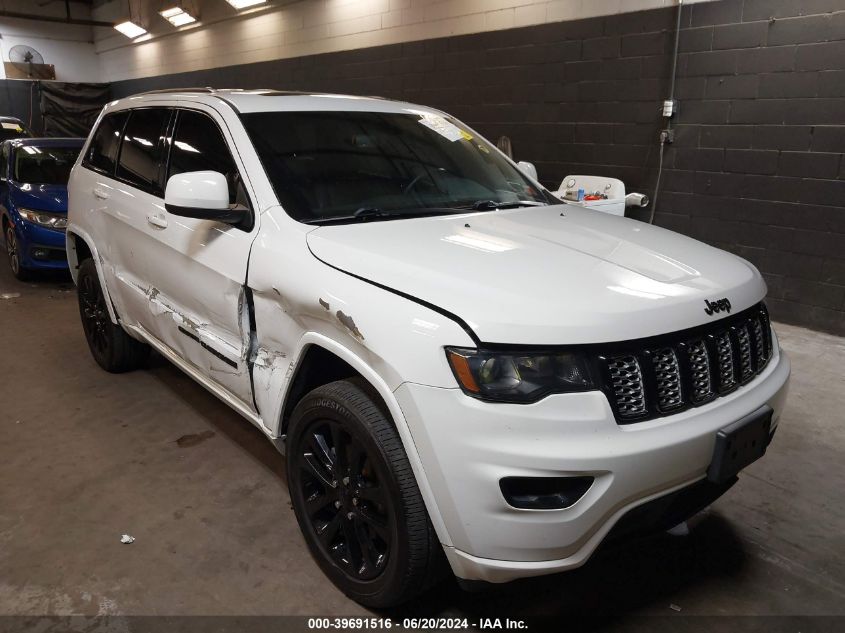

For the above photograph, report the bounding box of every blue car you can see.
[1,137,84,279]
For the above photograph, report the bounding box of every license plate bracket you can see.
[707,405,774,484]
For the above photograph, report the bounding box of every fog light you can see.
[31,248,49,260]
[500,476,594,510]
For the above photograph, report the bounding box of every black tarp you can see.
[0,80,42,132]
[39,82,111,137]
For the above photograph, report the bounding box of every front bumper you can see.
[14,220,68,269]
[394,343,790,583]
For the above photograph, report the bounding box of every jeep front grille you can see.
[737,324,754,381]
[607,355,646,417]
[600,303,773,424]
[715,331,736,391]
[652,347,683,411]
[687,339,712,403]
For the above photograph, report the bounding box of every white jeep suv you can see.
[67,88,790,607]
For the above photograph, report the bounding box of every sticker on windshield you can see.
[1,122,22,131]
[416,113,465,142]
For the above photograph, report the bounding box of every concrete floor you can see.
[1,261,844,624]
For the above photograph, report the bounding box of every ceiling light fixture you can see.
[113,20,148,39]
[160,6,197,27]
[225,0,267,10]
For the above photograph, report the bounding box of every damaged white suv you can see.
[67,89,790,607]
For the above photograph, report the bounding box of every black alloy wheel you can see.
[287,378,445,607]
[294,418,392,580]
[76,258,149,372]
[5,224,27,280]
[79,265,111,359]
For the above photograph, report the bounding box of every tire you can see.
[4,222,29,281]
[287,378,445,608]
[77,258,149,373]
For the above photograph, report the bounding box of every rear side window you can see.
[167,110,240,204]
[117,108,171,195]
[84,111,128,175]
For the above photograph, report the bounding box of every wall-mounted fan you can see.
[6,44,56,80]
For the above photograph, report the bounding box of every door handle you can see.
[147,214,168,229]
[92,187,109,200]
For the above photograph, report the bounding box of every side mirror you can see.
[164,170,243,223]
[517,161,538,181]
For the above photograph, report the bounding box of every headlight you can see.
[446,347,594,403]
[17,208,67,231]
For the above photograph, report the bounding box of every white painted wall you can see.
[0,1,100,82]
[94,0,717,83]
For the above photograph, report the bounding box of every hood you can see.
[11,183,68,213]
[306,204,766,345]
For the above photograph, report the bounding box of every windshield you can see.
[14,146,80,185]
[242,110,548,223]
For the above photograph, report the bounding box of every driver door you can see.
[136,106,259,409]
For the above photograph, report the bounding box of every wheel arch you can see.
[2,211,14,256]
[279,332,454,548]
[66,227,118,325]
[1,210,14,233]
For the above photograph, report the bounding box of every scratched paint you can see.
[336,310,364,340]
[133,282,240,367]
[253,347,287,368]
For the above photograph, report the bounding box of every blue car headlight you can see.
[18,207,67,231]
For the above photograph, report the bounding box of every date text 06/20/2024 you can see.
[307,618,528,629]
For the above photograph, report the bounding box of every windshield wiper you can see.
[302,207,463,226]
[461,200,547,211]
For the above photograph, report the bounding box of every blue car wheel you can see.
[4,223,29,281]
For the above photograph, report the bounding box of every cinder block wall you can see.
[111,0,845,336]
[95,0,706,82]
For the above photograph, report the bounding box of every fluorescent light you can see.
[160,7,197,26]
[169,12,196,26]
[226,0,267,9]
[114,20,147,38]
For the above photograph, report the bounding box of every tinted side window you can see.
[168,110,239,204]
[84,111,128,176]
[117,108,171,195]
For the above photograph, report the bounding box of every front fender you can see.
[279,331,456,549]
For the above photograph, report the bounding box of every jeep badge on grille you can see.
[705,298,732,315]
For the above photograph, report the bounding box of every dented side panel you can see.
[70,101,262,413]
[131,103,263,411]
[247,207,474,437]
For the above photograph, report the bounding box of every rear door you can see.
[138,105,259,409]
[97,107,174,329]
[74,108,161,324]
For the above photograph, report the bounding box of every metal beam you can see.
[0,9,114,27]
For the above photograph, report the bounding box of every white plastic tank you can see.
[556,175,649,216]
